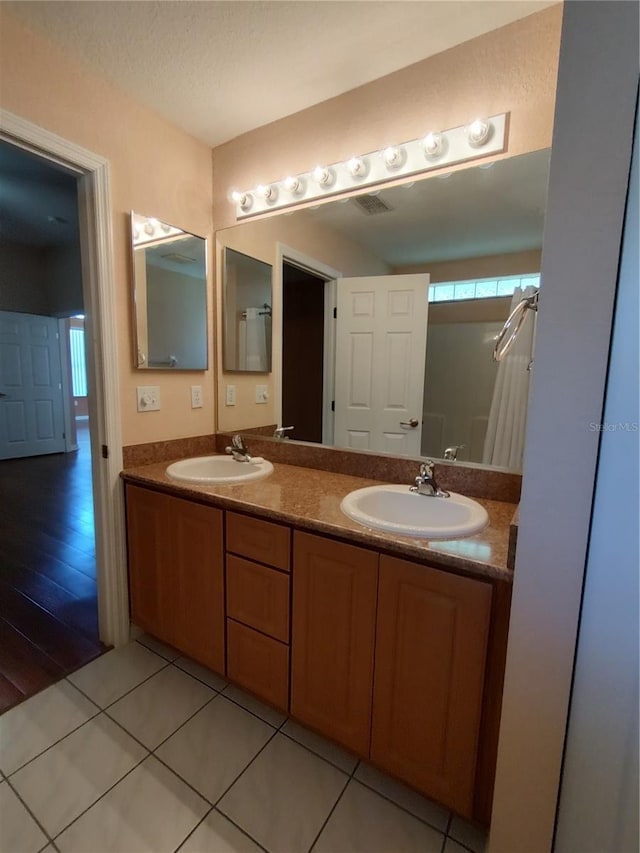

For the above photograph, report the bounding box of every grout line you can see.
[123,691,221,756]
[67,654,172,713]
[211,807,271,853]
[351,770,451,836]
[307,772,351,852]
[172,658,229,692]
[172,805,215,853]
[5,773,57,847]
[212,726,281,810]
[277,727,359,775]
[48,745,150,843]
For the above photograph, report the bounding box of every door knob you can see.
[400,418,419,428]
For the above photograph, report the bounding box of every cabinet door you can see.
[291,531,378,756]
[371,555,492,817]
[170,497,224,673]
[227,619,289,712]
[126,485,173,644]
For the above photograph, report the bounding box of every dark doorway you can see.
[282,263,326,443]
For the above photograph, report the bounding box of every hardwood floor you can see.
[0,421,106,713]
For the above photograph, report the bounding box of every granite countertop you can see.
[121,458,516,583]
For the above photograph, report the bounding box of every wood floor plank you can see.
[0,581,104,671]
[0,619,64,696]
[0,672,25,714]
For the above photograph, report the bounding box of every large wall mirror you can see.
[131,212,208,370]
[216,149,550,472]
[222,247,272,372]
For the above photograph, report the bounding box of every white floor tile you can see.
[136,634,181,661]
[55,756,209,853]
[355,761,450,832]
[282,718,358,774]
[0,680,98,776]
[313,779,445,853]
[175,656,228,691]
[156,695,274,804]
[449,816,487,853]
[0,781,48,853]
[219,733,347,853]
[10,714,147,838]
[223,684,286,727]
[444,838,471,853]
[68,642,166,708]
[179,809,262,853]
[107,666,215,749]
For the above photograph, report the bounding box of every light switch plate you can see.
[136,385,160,412]
[255,384,269,404]
[191,385,203,409]
[226,385,236,406]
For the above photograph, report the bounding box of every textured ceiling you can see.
[4,0,556,147]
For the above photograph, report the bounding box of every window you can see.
[428,274,540,303]
[69,327,88,397]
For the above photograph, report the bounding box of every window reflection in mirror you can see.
[222,247,272,372]
[131,212,207,370]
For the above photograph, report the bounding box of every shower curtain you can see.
[238,307,270,371]
[482,285,537,470]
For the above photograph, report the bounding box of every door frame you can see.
[275,244,340,443]
[0,110,129,648]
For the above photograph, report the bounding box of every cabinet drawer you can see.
[227,555,290,642]
[226,512,290,571]
[227,619,289,712]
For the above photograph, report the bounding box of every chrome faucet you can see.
[273,425,294,439]
[443,444,465,462]
[410,461,450,498]
[225,434,254,463]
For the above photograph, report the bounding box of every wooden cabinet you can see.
[225,513,291,711]
[371,555,492,818]
[125,484,224,673]
[291,530,378,756]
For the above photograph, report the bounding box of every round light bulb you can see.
[382,146,404,169]
[346,156,367,178]
[144,221,155,236]
[231,190,253,211]
[256,184,276,202]
[423,132,444,159]
[467,119,491,147]
[313,166,334,187]
[284,176,304,195]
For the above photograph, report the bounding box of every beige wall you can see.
[396,248,542,282]
[212,5,561,433]
[0,11,214,446]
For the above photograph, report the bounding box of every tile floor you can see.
[0,636,488,853]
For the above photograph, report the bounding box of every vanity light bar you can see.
[131,212,183,246]
[231,113,508,220]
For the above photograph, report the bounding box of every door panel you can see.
[335,275,429,455]
[0,312,65,459]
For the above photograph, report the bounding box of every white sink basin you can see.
[340,484,488,539]
[166,455,273,484]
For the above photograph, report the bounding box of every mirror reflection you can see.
[223,248,273,372]
[217,149,550,471]
[131,212,207,370]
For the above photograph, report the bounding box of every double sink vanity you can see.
[121,436,518,828]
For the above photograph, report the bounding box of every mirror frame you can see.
[222,246,273,373]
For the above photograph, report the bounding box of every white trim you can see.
[274,243,341,431]
[57,318,78,453]
[0,110,129,648]
[322,280,337,445]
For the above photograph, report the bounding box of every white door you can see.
[0,311,66,459]
[334,274,429,455]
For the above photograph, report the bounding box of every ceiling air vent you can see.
[351,194,394,216]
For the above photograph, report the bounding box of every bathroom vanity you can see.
[122,457,515,826]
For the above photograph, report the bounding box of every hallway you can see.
[0,421,105,712]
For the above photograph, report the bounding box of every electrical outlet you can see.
[226,385,236,406]
[255,384,269,404]
[191,385,203,409]
[136,385,160,412]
